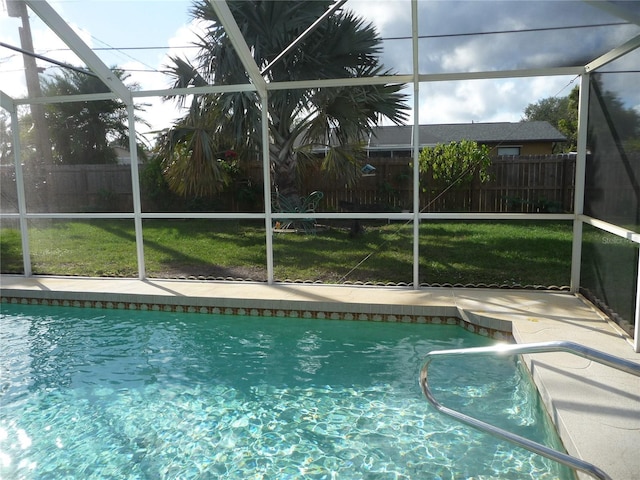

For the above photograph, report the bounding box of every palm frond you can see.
[320,145,364,187]
[161,0,409,197]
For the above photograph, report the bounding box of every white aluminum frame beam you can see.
[14,92,119,105]
[134,83,257,99]
[7,68,585,106]
[260,0,348,75]
[125,102,145,280]
[266,67,582,93]
[586,33,640,72]
[5,96,32,276]
[636,256,640,352]
[419,67,584,82]
[208,0,267,97]
[12,84,259,106]
[261,93,274,284]
[205,1,272,282]
[6,70,586,106]
[411,0,420,289]
[0,90,15,111]
[24,0,132,103]
[570,73,590,293]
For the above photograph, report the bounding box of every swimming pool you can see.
[0,304,572,479]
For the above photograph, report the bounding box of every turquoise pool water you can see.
[0,304,572,479]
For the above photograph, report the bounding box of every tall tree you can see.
[523,80,639,153]
[589,76,639,149]
[558,86,579,152]
[522,86,578,152]
[41,68,148,165]
[159,0,408,203]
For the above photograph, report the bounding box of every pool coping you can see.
[1,275,638,480]
[0,276,512,340]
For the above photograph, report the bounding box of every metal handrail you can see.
[419,340,640,480]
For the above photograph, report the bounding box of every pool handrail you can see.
[419,340,640,480]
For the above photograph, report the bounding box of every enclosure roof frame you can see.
[24,0,132,103]
[5,0,638,104]
[206,0,267,98]
[0,90,15,112]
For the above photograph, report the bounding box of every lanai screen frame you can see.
[1,0,639,351]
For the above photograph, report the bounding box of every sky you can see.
[1,0,639,145]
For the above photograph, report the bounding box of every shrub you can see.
[419,140,492,187]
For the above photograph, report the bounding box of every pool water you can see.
[0,304,572,479]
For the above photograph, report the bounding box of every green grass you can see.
[0,219,573,287]
[0,227,23,272]
[419,221,572,286]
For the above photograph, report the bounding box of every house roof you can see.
[367,121,566,150]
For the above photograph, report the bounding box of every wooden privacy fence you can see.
[0,164,134,213]
[301,154,576,213]
[0,154,576,214]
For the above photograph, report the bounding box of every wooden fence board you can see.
[0,154,577,214]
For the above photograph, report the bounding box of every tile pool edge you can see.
[0,284,512,340]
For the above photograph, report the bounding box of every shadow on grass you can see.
[419,222,572,287]
[98,219,269,280]
[1,219,573,287]
[273,224,413,283]
[0,228,24,273]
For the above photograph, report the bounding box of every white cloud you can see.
[342,0,638,127]
[131,19,207,140]
[2,0,638,138]
[347,0,411,35]
[165,19,205,65]
[416,76,576,125]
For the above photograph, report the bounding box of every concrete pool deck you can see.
[1,276,638,480]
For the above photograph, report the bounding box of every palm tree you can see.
[160,0,408,204]
[41,68,148,164]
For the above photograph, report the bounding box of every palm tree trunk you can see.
[272,151,300,207]
[270,126,301,206]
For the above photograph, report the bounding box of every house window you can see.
[497,146,521,156]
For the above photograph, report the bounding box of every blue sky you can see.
[1,0,639,143]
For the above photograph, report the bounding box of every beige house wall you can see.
[484,141,556,155]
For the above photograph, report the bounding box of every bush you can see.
[419,140,492,187]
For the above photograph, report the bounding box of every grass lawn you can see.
[0,218,573,287]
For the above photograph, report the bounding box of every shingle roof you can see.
[367,121,566,149]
